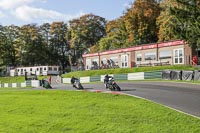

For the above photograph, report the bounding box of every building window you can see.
[49,67,52,71]
[121,54,128,68]
[145,52,156,61]
[136,54,142,61]
[159,50,171,59]
[110,57,118,67]
[174,48,184,64]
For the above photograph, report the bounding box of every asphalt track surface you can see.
[46,79,200,118]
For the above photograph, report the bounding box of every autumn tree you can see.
[124,0,161,45]
[156,0,179,42]
[99,17,128,51]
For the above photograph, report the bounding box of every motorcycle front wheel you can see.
[78,83,84,89]
[114,84,121,91]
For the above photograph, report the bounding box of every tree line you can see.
[0,0,199,73]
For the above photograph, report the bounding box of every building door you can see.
[86,59,91,70]
[174,48,184,64]
[121,54,128,68]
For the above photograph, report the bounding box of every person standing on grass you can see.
[48,75,52,84]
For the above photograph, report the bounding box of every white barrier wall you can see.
[80,77,90,83]
[4,83,8,87]
[62,78,71,84]
[21,82,26,87]
[12,83,17,88]
[128,72,144,80]
[31,80,40,87]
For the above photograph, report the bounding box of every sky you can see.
[0,0,133,26]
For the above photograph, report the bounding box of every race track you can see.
[50,80,200,118]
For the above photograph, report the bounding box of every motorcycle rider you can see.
[104,74,112,88]
[71,76,78,87]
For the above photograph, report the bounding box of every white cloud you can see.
[123,2,132,9]
[0,10,5,18]
[0,0,33,10]
[40,0,47,3]
[14,5,85,23]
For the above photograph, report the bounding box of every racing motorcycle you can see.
[105,77,121,91]
[73,79,84,90]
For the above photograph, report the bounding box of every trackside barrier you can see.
[162,70,200,81]
[114,74,128,80]
[62,71,161,84]
[144,71,162,79]
[0,80,40,88]
[62,78,71,84]
[80,77,90,83]
[4,83,8,87]
[128,72,144,80]
[90,76,101,82]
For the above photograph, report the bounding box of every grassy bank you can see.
[0,88,199,132]
[63,65,198,78]
[0,75,47,83]
[0,76,25,83]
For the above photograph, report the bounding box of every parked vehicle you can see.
[73,79,84,90]
[104,76,121,91]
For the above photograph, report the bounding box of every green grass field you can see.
[0,88,199,133]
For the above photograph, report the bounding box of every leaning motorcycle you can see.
[73,79,84,90]
[105,77,121,91]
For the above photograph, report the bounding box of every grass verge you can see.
[0,89,199,132]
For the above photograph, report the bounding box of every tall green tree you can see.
[170,0,200,49]
[49,22,70,70]
[40,23,50,46]
[69,14,106,60]
[0,25,20,67]
[18,24,46,66]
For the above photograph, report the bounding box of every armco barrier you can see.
[114,74,128,80]
[90,76,101,82]
[144,71,162,79]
